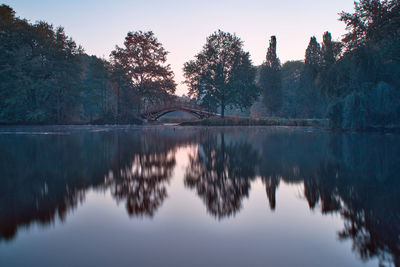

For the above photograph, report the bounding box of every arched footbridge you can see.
[140,101,218,121]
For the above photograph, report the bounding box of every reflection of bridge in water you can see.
[140,100,219,121]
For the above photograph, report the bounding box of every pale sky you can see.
[4,0,355,95]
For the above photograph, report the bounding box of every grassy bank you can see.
[179,117,330,127]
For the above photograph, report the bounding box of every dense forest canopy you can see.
[252,0,400,130]
[0,0,399,129]
[0,5,176,124]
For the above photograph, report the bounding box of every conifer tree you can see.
[322,32,335,67]
[304,36,322,78]
[321,32,342,69]
[260,36,282,113]
[266,36,280,70]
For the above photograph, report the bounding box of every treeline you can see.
[183,0,400,130]
[1,1,400,129]
[0,5,175,124]
[253,0,400,130]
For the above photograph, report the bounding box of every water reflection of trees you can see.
[105,146,176,217]
[1,127,399,266]
[0,127,198,241]
[0,131,114,241]
[318,135,400,267]
[256,130,400,267]
[102,129,202,217]
[184,128,400,266]
[185,132,259,218]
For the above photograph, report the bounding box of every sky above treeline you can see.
[5,0,355,95]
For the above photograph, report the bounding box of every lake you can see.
[0,126,399,267]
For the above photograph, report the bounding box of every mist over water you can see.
[0,126,399,267]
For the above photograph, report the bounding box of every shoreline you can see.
[1,118,400,133]
[179,117,330,128]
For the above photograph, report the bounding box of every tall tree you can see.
[339,0,400,51]
[296,36,324,118]
[304,36,322,78]
[320,32,343,95]
[183,30,259,118]
[110,31,176,111]
[260,36,282,113]
[321,32,343,68]
[266,36,280,69]
[321,32,335,67]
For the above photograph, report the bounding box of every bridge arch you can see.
[140,101,218,121]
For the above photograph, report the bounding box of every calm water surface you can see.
[0,126,399,267]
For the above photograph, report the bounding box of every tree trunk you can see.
[116,86,120,124]
[221,86,225,118]
[137,98,141,114]
[56,90,60,124]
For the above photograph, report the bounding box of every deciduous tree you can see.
[110,31,176,111]
[183,30,259,118]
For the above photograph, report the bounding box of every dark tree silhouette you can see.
[183,30,259,118]
[304,36,322,78]
[0,5,85,123]
[321,32,342,67]
[185,132,259,218]
[0,5,139,124]
[260,36,282,113]
[110,31,176,111]
[339,0,400,51]
[0,131,117,241]
[0,128,199,241]
[263,176,280,210]
[106,152,175,217]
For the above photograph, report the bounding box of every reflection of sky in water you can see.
[0,126,396,267]
[1,184,375,267]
